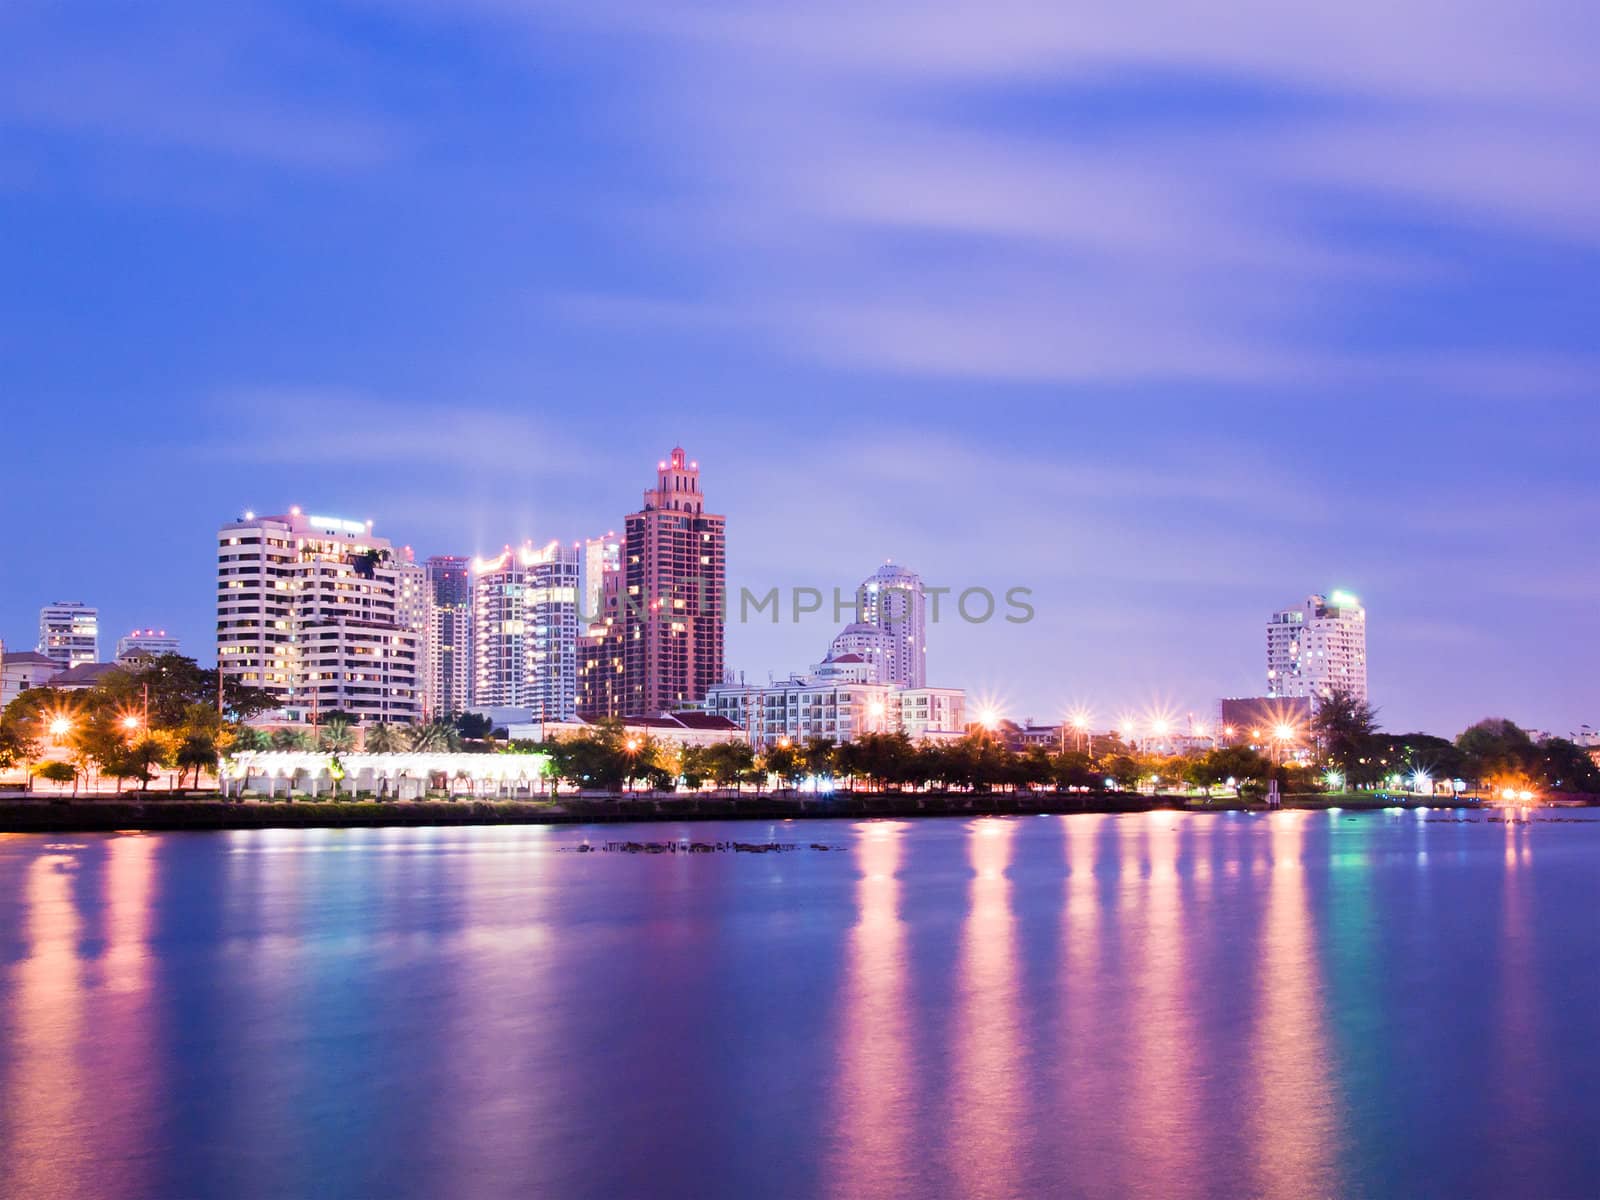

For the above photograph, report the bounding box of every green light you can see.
[1329,589,1360,606]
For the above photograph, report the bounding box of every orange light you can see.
[48,716,72,737]
[121,714,142,731]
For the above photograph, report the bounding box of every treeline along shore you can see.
[0,790,1500,834]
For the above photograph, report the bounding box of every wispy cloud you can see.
[407,0,1600,387]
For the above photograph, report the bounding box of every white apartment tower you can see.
[38,602,99,670]
[216,509,425,723]
[827,561,927,687]
[1266,591,1368,706]
[471,540,580,720]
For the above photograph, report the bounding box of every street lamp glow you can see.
[976,706,1000,731]
[121,714,142,732]
[1274,723,1295,742]
[48,716,72,737]
[1150,719,1170,737]
[1070,712,1090,731]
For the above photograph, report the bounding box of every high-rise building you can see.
[577,563,626,720]
[1266,591,1368,705]
[116,628,180,662]
[471,540,580,719]
[622,447,726,715]
[582,532,622,625]
[216,509,423,723]
[827,561,927,687]
[424,555,473,717]
[38,601,99,670]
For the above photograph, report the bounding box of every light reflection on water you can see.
[1,813,1599,1200]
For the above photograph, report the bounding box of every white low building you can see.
[705,656,964,749]
[220,750,552,799]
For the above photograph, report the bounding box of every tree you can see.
[365,723,401,753]
[1312,688,1379,771]
[33,761,77,790]
[318,717,357,753]
[1456,718,1537,790]
[230,725,271,753]
[762,742,804,790]
[269,727,304,751]
[456,712,495,741]
[0,717,40,790]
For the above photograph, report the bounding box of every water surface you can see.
[2,812,1597,1199]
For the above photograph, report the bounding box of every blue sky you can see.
[3,0,1597,735]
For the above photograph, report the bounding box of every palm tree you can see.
[365,722,400,753]
[231,725,270,753]
[406,719,461,753]
[271,727,309,751]
[319,717,356,753]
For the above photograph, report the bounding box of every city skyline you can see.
[4,6,1598,734]
[3,474,1593,735]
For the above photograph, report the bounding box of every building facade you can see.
[115,628,180,662]
[622,447,726,715]
[829,561,927,688]
[38,602,99,670]
[216,509,424,724]
[471,540,580,720]
[1266,591,1368,706]
[582,532,622,625]
[424,555,473,718]
[704,670,965,750]
[577,564,625,720]
[0,644,64,709]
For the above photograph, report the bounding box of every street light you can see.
[48,716,72,738]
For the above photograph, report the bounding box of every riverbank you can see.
[0,790,1505,833]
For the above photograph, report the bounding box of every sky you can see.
[2,0,1597,736]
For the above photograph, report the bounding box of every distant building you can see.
[216,508,423,724]
[514,711,746,749]
[1267,591,1368,706]
[471,540,580,720]
[1218,696,1315,739]
[115,628,180,662]
[705,666,964,750]
[48,661,123,692]
[622,447,726,715]
[582,532,622,625]
[38,602,98,670]
[424,555,474,718]
[577,564,625,720]
[0,643,63,708]
[828,562,927,687]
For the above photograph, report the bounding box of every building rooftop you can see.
[49,662,122,687]
[1,651,60,667]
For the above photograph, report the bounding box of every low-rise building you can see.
[0,645,64,709]
[704,661,964,750]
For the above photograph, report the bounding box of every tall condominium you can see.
[577,562,625,720]
[115,628,180,662]
[1266,591,1368,705]
[38,601,99,670]
[216,509,424,723]
[424,555,473,717]
[582,532,622,625]
[828,561,927,687]
[622,447,726,715]
[471,540,580,719]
